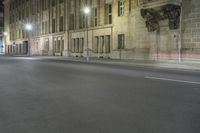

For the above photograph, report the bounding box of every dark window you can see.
[59,16,64,32]
[69,14,75,30]
[108,4,112,24]
[94,8,98,26]
[118,0,124,16]
[52,19,56,33]
[59,0,64,4]
[52,0,56,6]
[118,34,125,49]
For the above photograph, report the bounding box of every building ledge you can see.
[139,0,181,9]
[69,24,113,33]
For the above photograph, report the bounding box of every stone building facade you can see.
[0,1,4,53]
[3,0,200,60]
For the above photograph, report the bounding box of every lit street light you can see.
[83,7,90,14]
[25,24,33,31]
[3,32,8,54]
[25,23,32,56]
[83,7,90,61]
[3,32,8,36]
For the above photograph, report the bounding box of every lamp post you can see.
[178,1,183,63]
[83,7,90,61]
[3,32,8,55]
[25,23,32,56]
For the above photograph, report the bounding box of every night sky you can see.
[0,0,3,13]
[0,0,3,5]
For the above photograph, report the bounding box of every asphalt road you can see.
[0,57,200,133]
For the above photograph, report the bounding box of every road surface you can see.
[0,57,200,133]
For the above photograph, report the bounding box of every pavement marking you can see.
[145,76,200,85]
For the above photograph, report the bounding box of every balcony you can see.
[139,0,181,8]
[139,0,181,32]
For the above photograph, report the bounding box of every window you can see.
[59,0,64,4]
[93,8,98,26]
[118,0,124,16]
[42,22,45,34]
[19,11,21,20]
[53,38,57,52]
[69,13,75,30]
[57,39,61,52]
[52,0,56,6]
[108,5,112,24]
[42,0,48,10]
[26,7,29,18]
[93,37,99,53]
[61,37,64,52]
[45,21,48,34]
[52,19,56,33]
[100,36,104,53]
[59,16,64,32]
[105,35,111,53]
[44,39,49,52]
[71,38,83,53]
[79,13,84,28]
[82,14,87,28]
[72,39,75,53]
[118,34,125,49]
[79,38,84,53]
[75,38,79,53]
[72,39,76,53]
[22,30,25,38]
[37,1,40,12]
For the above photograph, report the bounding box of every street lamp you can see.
[3,32,8,54]
[25,23,32,31]
[25,23,32,56]
[83,7,90,14]
[83,7,90,61]
[3,32,8,36]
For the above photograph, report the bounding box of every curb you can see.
[41,57,200,72]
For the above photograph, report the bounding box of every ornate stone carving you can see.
[164,5,181,30]
[141,9,160,32]
[140,0,181,32]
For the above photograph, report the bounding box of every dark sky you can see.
[0,0,3,6]
[0,0,3,28]
[0,0,3,13]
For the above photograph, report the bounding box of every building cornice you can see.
[3,0,10,5]
[69,25,113,33]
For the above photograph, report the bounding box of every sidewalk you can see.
[39,56,200,71]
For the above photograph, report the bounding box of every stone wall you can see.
[182,0,200,58]
[112,0,183,60]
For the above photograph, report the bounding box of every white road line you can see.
[145,76,200,85]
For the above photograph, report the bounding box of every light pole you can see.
[83,7,90,61]
[178,1,183,63]
[25,23,32,56]
[3,32,8,55]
